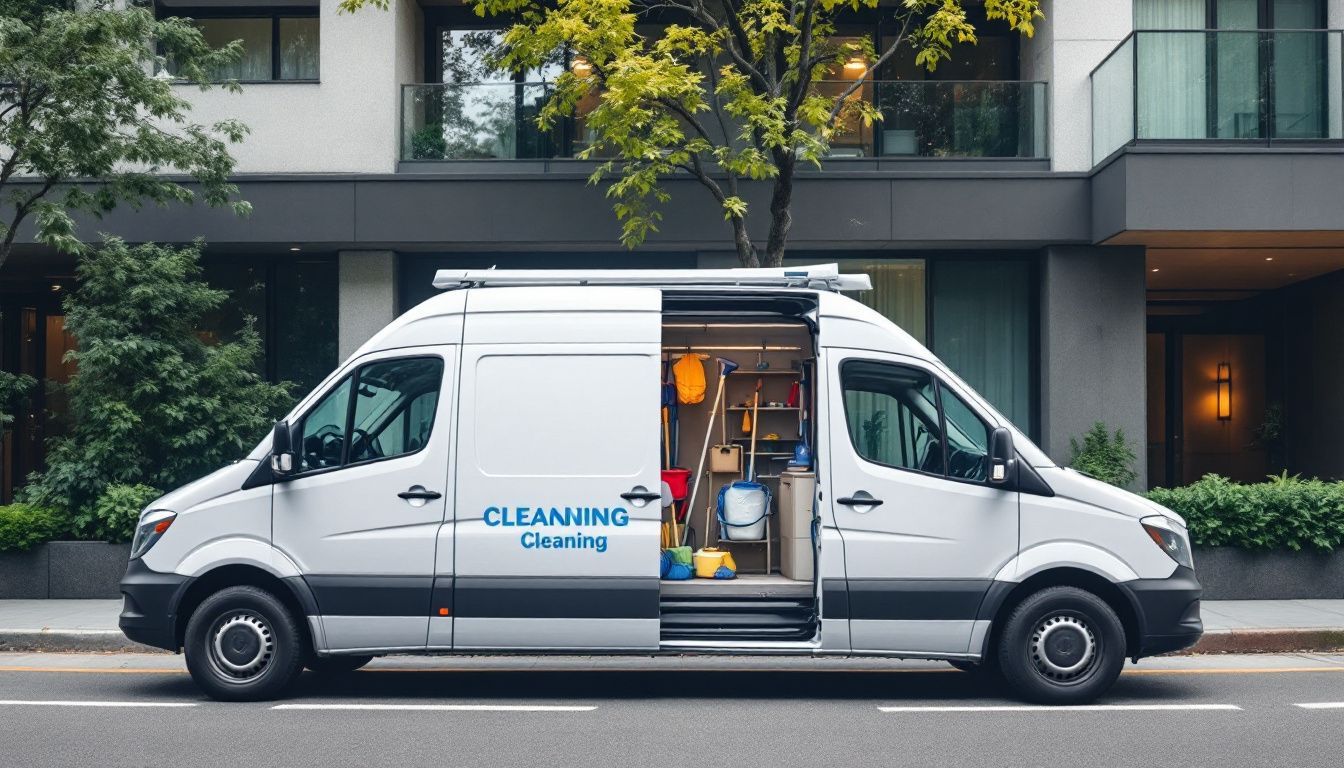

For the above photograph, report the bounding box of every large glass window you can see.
[939,383,990,482]
[168,13,320,82]
[201,255,338,393]
[297,357,445,472]
[931,258,1035,438]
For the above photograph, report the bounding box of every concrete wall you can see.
[1038,245,1148,487]
[338,250,398,359]
[173,0,423,173]
[1026,0,1134,172]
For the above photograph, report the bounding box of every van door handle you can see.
[837,491,883,509]
[620,486,662,507]
[398,486,442,501]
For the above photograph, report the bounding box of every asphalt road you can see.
[2,653,1343,768]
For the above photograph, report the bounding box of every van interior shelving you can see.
[658,301,820,643]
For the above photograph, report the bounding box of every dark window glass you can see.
[167,14,320,81]
[279,17,320,80]
[275,259,338,392]
[348,358,444,463]
[841,361,945,474]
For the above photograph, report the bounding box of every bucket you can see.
[661,468,691,501]
[717,481,771,541]
[693,548,738,578]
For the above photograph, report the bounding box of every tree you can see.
[342,0,1040,266]
[23,237,293,519]
[0,0,251,269]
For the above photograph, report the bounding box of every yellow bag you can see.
[673,354,706,405]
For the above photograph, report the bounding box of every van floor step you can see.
[659,597,817,642]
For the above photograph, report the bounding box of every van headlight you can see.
[129,510,177,560]
[1141,515,1193,569]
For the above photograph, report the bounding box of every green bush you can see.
[1069,422,1138,488]
[1148,473,1344,552]
[23,237,292,518]
[71,484,162,544]
[0,504,62,552]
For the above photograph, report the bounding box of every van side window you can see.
[296,356,445,472]
[938,384,990,482]
[841,361,945,475]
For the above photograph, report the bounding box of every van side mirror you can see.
[271,420,296,477]
[988,427,1016,486]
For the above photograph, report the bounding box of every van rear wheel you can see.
[184,585,304,702]
[996,586,1125,705]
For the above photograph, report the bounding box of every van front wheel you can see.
[996,586,1125,705]
[184,585,304,702]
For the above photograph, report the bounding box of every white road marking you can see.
[878,704,1242,713]
[1295,702,1344,709]
[0,700,197,708]
[272,703,596,712]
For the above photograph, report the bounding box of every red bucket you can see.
[661,468,691,501]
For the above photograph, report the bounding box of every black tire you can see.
[306,654,373,675]
[996,586,1126,705]
[183,585,305,702]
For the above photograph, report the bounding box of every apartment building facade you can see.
[6,0,1344,494]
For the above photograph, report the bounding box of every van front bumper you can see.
[119,559,190,652]
[1120,565,1204,657]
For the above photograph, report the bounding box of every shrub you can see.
[22,237,292,518]
[71,484,162,544]
[1148,473,1344,552]
[1069,422,1138,488]
[0,504,62,552]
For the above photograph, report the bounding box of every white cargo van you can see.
[118,265,1201,703]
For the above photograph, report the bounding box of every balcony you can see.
[1092,30,1344,164]
[400,80,1048,165]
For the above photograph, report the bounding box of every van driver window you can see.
[938,384,991,482]
[296,356,444,472]
[841,361,946,475]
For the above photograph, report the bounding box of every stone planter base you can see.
[0,542,131,599]
[1195,547,1344,600]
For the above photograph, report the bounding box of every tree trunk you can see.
[732,214,760,267]
[762,151,796,267]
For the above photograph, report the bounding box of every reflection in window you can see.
[842,361,944,474]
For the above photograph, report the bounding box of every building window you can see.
[200,255,338,393]
[165,10,320,82]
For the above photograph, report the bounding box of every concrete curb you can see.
[1185,629,1344,655]
[3,628,1343,657]
[0,630,167,654]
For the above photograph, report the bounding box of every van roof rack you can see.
[431,263,873,293]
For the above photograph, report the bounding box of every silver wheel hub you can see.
[209,613,274,679]
[1030,615,1096,681]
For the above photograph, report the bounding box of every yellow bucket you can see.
[693,548,738,579]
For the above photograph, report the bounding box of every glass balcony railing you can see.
[401,80,1048,162]
[1092,30,1344,164]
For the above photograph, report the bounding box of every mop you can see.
[679,357,738,547]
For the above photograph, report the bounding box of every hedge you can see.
[0,504,62,552]
[1147,473,1344,552]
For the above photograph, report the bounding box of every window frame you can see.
[159,6,321,84]
[838,357,997,488]
[291,354,446,480]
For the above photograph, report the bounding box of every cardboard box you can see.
[780,534,814,581]
[778,471,816,539]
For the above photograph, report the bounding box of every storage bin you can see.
[778,471,816,540]
[780,535,813,581]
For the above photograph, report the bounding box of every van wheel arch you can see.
[174,565,314,653]
[983,568,1140,661]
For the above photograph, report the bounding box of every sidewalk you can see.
[0,599,1342,655]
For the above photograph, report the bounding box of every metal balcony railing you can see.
[400,80,1049,162]
[1091,29,1344,164]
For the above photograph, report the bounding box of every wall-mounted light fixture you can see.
[570,56,593,77]
[1216,362,1232,421]
[843,56,868,73]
